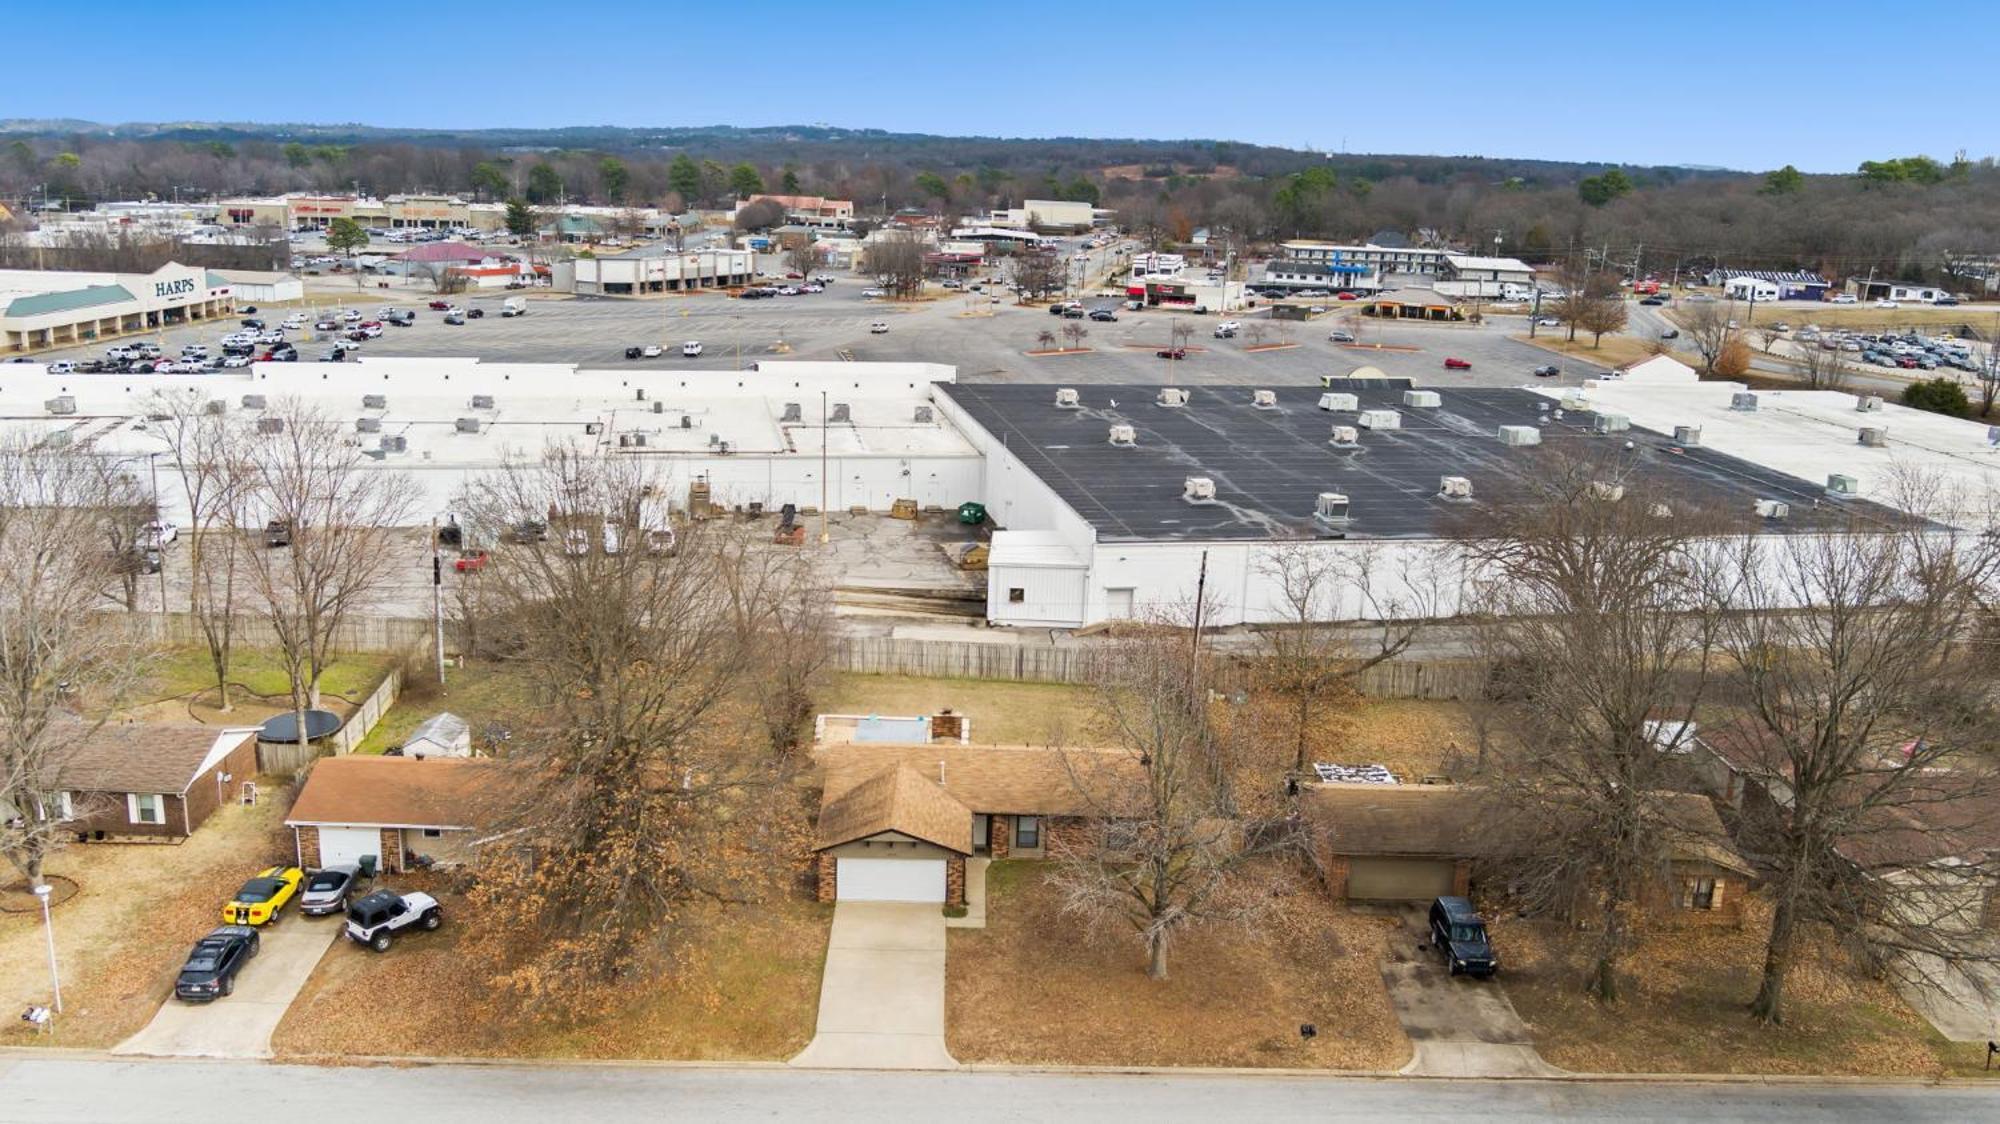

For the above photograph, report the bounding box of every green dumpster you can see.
[957,501,987,526]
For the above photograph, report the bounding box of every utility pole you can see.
[1529,289,1543,339]
[819,390,830,545]
[1188,549,1210,699]
[430,518,446,689]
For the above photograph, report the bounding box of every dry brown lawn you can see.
[1496,896,1976,1076]
[1514,332,1664,370]
[822,673,1098,746]
[0,794,295,1049]
[273,890,832,1061]
[948,861,1409,1070]
[1228,693,1481,781]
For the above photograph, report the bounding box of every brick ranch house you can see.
[1304,782,1754,922]
[51,724,259,842]
[812,743,1144,904]
[285,755,491,873]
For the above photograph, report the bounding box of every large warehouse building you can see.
[1,263,239,354]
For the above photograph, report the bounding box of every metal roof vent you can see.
[356,417,382,434]
[1858,426,1887,447]
[241,394,267,410]
[1356,408,1400,430]
[1157,388,1189,408]
[618,433,649,448]
[1497,425,1542,447]
[1329,424,1360,448]
[204,399,228,416]
[1592,412,1630,434]
[471,394,495,410]
[1590,481,1625,502]
[1827,473,1859,498]
[652,401,666,413]
[1054,387,1081,408]
[1673,424,1702,446]
[680,415,693,429]
[781,402,802,422]
[44,396,76,415]
[1183,476,1216,503]
[1756,499,1790,520]
[1314,492,1350,524]
[1108,424,1136,447]
[362,394,387,410]
[1318,392,1358,411]
[830,402,851,423]
[1730,392,1759,412]
[454,417,481,434]
[915,405,934,423]
[1252,389,1278,410]
[1403,390,1442,408]
[256,417,284,434]
[1856,394,1881,412]
[379,435,407,454]
[1439,475,1473,499]
[1562,391,1591,411]
[709,432,721,446]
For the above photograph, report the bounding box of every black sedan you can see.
[1532,364,1561,378]
[175,925,259,1002]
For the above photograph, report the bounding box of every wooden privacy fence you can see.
[128,611,432,655]
[256,663,406,776]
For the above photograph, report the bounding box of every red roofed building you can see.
[745,194,854,229]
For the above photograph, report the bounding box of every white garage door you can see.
[317,827,383,868]
[837,858,946,902]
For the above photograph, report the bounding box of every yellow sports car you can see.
[222,866,304,926]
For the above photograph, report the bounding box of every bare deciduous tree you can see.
[142,388,251,709]
[786,240,824,280]
[869,229,929,298]
[1035,328,1057,350]
[1795,341,1854,392]
[1682,302,1736,375]
[1008,250,1062,303]
[1060,321,1089,351]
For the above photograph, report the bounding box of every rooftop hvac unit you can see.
[1356,408,1400,430]
[1439,475,1473,499]
[1858,426,1887,447]
[1054,387,1081,408]
[204,399,227,416]
[584,421,602,436]
[1856,394,1882,412]
[471,394,495,410]
[1756,499,1790,520]
[256,417,284,434]
[1314,492,1350,523]
[1561,391,1590,411]
[636,388,647,401]
[1989,425,2000,447]
[1183,476,1217,503]
[708,433,721,446]
[1497,424,1542,447]
[454,417,481,434]
[44,396,76,415]
[1730,392,1759,412]
[618,433,649,448]
[1590,481,1625,502]
[1328,424,1360,447]
[356,417,382,434]
[1157,388,1189,408]
[1592,412,1631,434]
[830,402,851,423]
[1252,389,1278,410]
[1827,473,1859,497]
[1673,424,1702,446]
[914,405,933,423]
[781,402,802,422]
[652,401,665,413]
[1402,390,1442,408]
[43,431,72,449]
[1317,392,1358,412]
[241,394,267,410]
[1108,424,1137,447]
[679,414,693,429]
[379,435,407,454]
[362,394,387,410]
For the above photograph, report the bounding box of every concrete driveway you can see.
[113,916,339,1059]
[1377,908,1560,1077]
[1896,950,2000,1041]
[790,902,955,1070]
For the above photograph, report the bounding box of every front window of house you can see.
[1015,816,1041,849]
[1681,877,1717,910]
[131,793,165,825]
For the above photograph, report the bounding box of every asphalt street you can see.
[0,1057,1990,1122]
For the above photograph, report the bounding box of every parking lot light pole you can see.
[32,883,61,1013]
[147,452,168,618]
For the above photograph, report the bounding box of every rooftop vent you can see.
[1590,481,1625,502]
[471,394,495,410]
[356,417,382,434]
[204,399,227,416]
[1054,387,1081,408]
[44,396,76,415]
[1730,392,1759,412]
[1497,425,1542,447]
[256,417,284,434]
[1157,388,1190,408]
[1858,426,1887,447]
[1318,392,1358,412]
[584,421,602,436]
[709,433,721,446]
[43,431,72,449]
[914,405,934,423]
[1756,499,1790,520]
[680,415,693,429]
[636,388,647,401]
[652,401,665,413]
[241,394,267,410]
[1356,408,1400,430]
[1252,389,1278,410]
[781,402,802,422]
[1856,394,1882,412]
[1827,473,1859,498]
[1328,424,1360,448]
[1439,475,1473,499]
[618,433,649,448]
[1592,412,1631,434]
[362,394,387,410]
[379,435,407,454]
[1673,424,1702,446]
[830,402,851,423]
[1108,424,1136,447]
[1314,492,1350,524]
[454,417,481,434]
[1562,391,1591,411]
[1183,476,1216,503]
[1402,390,1442,409]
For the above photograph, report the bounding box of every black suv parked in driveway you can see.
[1428,896,1498,978]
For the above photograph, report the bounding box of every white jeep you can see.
[343,889,441,952]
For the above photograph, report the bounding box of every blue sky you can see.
[3,1,1988,172]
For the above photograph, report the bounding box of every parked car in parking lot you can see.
[1328,330,1356,343]
[1089,309,1117,322]
[299,865,364,917]
[1532,364,1560,378]
[1443,357,1472,370]
[175,926,259,1002]
[870,322,889,334]
[454,549,489,573]
[138,520,178,550]
[624,346,643,359]
[345,889,442,952]
[1156,347,1187,360]
[682,341,703,357]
